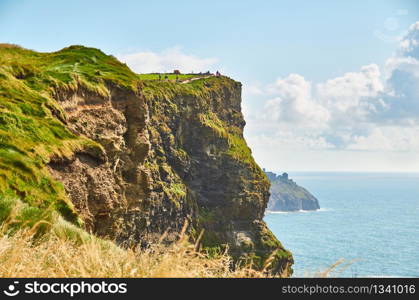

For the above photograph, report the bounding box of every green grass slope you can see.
[0,44,249,229]
[0,44,139,227]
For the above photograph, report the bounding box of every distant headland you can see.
[264,170,320,212]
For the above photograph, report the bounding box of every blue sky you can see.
[1,0,418,82]
[1,0,419,171]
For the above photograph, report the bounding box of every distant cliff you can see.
[0,45,292,276]
[265,171,320,211]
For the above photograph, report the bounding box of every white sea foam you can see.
[317,207,332,212]
[266,210,290,214]
[266,208,332,214]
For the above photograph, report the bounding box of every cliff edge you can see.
[266,171,320,211]
[0,45,292,275]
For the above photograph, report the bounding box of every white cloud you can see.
[112,25,419,171]
[385,56,419,77]
[399,21,419,58]
[248,133,334,151]
[347,126,419,152]
[243,82,264,96]
[118,47,218,73]
[263,74,330,128]
[317,64,384,114]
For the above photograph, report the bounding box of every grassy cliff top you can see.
[0,44,241,228]
[0,44,143,226]
[0,44,139,92]
[138,73,208,81]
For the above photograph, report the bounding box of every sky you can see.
[1,0,419,172]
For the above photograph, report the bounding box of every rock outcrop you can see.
[266,171,320,211]
[0,45,293,276]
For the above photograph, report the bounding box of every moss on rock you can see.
[0,44,293,276]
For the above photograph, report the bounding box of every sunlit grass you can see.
[0,44,128,223]
[138,73,198,81]
[0,218,282,278]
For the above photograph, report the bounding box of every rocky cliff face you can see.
[0,45,293,276]
[266,171,320,211]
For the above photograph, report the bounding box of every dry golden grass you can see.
[0,216,347,278]
[0,43,22,49]
[304,258,355,278]
[0,220,275,278]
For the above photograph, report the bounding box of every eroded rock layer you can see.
[0,45,293,276]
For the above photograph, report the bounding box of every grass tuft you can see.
[0,45,135,224]
[0,217,282,278]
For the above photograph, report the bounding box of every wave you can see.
[266,208,332,214]
[317,207,332,212]
[266,210,290,214]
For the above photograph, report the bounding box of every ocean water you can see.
[264,172,419,277]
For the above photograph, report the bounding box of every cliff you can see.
[266,171,320,211]
[0,45,293,275]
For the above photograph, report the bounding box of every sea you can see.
[264,172,419,277]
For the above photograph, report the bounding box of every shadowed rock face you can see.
[266,171,320,212]
[0,45,293,276]
[48,78,293,276]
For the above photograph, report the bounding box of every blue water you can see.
[264,172,419,277]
